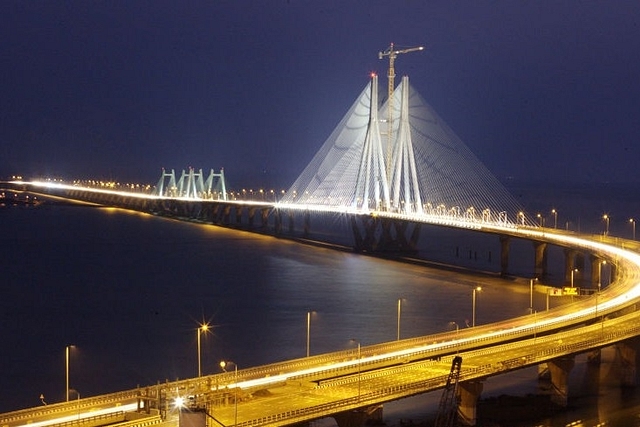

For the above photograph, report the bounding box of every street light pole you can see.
[571,268,578,288]
[472,286,482,327]
[65,346,69,402]
[551,209,558,229]
[603,214,610,236]
[630,218,636,240]
[598,261,607,291]
[306,311,313,357]
[197,324,209,377]
[529,278,537,313]
[65,345,74,402]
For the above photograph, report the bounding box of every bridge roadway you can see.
[3,181,640,426]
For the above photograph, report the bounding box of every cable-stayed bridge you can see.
[142,73,532,256]
[5,75,640,427]
[280,74,521,223]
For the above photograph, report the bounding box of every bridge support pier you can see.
[332,405,383,427]
[547,355,575,407]
[499,236,510,277]
[564,249,586,285]
[533,242,548,279]
[616,338,639,387]
[457,380,483,426]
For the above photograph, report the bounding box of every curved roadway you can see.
[3,181,640,427]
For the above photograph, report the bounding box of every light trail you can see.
[16,403,138,427]
[210,205,640,393]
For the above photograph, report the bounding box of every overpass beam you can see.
[533,241,548,279]
[333,405,383,427]
[457,380,483,426]
[547,355,575,407]
[499,235,510,277]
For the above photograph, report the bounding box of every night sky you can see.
[2,1,640,190]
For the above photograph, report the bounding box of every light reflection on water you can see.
[1,186,640,425]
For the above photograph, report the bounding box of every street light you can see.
[630,218,636,240]
[536,213,543,227]
[197,323,210,377]
[65,345,75,402]
[603,214,610,236]
[472,286,482,327]
[551,209,558,229]
[220,361,238,427]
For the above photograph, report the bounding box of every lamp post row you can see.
[63,294,476,403]
[532,210,636,240]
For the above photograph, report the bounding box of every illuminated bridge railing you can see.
[49,411,125,427]
[0,390,138,426]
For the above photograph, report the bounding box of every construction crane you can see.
[378,43,424,183]
[434,356,462,427]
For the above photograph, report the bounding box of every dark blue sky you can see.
[2,1,639,189]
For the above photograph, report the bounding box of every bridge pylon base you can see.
[616,338,640,387]
[547,355,575,407]
[457,380,483,426]
[350,214,420,254]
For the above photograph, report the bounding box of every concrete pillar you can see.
[248,207,256,228]
[616,339,639,387]
[274,209,282,234]
[547,356,575,407]
[288,211,295,234]
[235,206,243,224]
[581,350,602,396]
[533,242,548,279]
[499,235,510,277]
[457,380,483,426]
[333,405,383,427]
[303,210,311,237]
